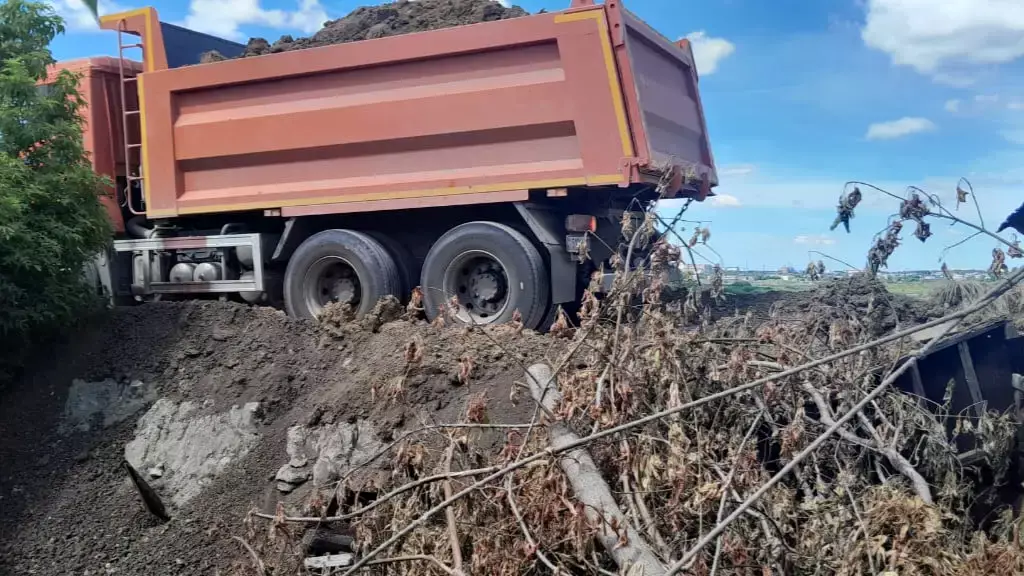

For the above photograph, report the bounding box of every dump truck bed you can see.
[104,3,716,219]
[44,57,143,233]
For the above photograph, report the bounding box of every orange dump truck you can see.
[68,0,716,329]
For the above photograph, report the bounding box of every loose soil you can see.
[0,301,556,575]
[202,0,528,62]
[714,275,938,332]
[0,276,954,574]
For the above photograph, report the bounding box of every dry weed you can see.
[250,186,1023,575]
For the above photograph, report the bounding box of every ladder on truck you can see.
[115,20,145,215]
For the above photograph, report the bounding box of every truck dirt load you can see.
[224,0,530,59]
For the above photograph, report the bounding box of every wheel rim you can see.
[302,256,361,316]
[443,250,510,324]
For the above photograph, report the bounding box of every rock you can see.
[276,481,298,493]
[275,463,310,486]
[74,449,90,463]
[124,400,262,507]
[147,464,164,479]
[275,420,382,489]
[313,458,338,486]
[62,378,158,434]
[285,426,310,468]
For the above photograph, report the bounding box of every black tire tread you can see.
[283,229,401,319]
[364,230,417,300]
[421,221,549,329]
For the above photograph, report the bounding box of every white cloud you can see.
[861,0,1024,80]
[684,31,735,75]
[718,164,757,178]
[183,0,327,40]
[709,194,742,208]
[50,0,129,31]
[932,72,976,87]
[944,99,960,113]
[794,235,836,246]
[865,117,936,140]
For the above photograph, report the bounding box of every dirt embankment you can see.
[0,302,556,575]
[0,274,1015,575]
[714,274,938,332]
[202,0,528,62]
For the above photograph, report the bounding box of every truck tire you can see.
[421,221,549,329]
[364,231,417,301]
[284,229,402,319]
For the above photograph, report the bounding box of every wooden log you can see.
[526,363,666,575]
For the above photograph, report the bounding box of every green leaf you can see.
[0,0,112,378]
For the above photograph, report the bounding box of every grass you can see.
[722,277,1014,306]
[883,280,944,298]
[723,279,813,297]
[724,281,776,296]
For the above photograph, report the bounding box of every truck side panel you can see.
[46,57,141,233]
[138,13,634,217]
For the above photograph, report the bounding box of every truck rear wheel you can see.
[421,221,549,329]
[284,229,402,319]
[364,231,417,300]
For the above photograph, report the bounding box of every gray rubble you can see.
[124,399,262,507]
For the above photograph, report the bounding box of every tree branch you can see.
[340,266,1024,576]
[505,473,566,574]
[666,266,1024,574]
[442,441,463,574]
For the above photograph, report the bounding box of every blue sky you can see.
[46,0,1024,271]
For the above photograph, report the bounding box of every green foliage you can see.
[723,280,772,296]
[0,0,112,371]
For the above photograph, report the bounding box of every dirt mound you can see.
[208,0,528,61]
[0,301,556,575]
[786,274,936,334]
[714,275,938,336]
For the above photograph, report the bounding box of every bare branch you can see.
[505,474,566,575]
[665,266,1024,574]
[340,267,1024,576]
[364,554,463,576]
[442,440,463,573]
[231,536,267,576]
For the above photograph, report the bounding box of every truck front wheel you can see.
[283,229,402,319]
[421,221,549,329]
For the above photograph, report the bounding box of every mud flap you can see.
[513,203,576,305]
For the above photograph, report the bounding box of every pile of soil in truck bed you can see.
[202,0,528,62]
[0,301,557,575]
